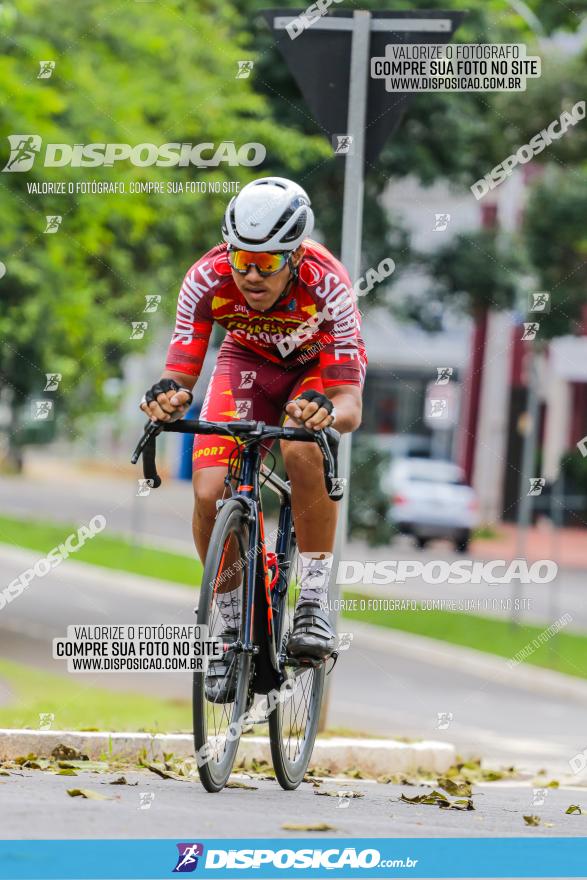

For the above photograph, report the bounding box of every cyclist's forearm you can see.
[325,386,362,433]
[161,369,198,391]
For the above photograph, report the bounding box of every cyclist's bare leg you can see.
[280,440,337,554]
[193,466,240,592]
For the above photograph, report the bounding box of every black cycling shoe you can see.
[205,627,239,703]
[286,600,336,661]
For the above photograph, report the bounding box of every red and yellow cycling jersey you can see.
[164,239,367,389]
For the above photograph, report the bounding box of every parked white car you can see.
[384,457,479,552]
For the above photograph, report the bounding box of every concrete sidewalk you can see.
[470,522,587,569]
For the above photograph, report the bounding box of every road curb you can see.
[0,729,456,776]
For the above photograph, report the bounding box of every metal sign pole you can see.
[319,10,371,729]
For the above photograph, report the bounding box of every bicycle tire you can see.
[268,542,326,790]
[193,498,253,793]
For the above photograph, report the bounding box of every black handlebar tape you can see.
[141,435,162,489]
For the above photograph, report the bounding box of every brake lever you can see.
[131,420,164,489]
[130,420,163,464]
[317,428,346,501]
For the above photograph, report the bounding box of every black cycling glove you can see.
[296,389,334,416]
[144,378,193,407]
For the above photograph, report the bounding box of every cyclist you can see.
[140,176,366,697]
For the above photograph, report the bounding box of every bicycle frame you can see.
[131,417,342,692]
[220,444,296,692]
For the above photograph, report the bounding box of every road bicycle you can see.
[132,417,344,793]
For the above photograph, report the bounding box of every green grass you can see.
[0,513,202,587]
[0,659,192,732]
[343,593,587,680]
[1,512,586,681]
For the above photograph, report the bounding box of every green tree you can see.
[0,0,329,465]
[523,166,587,339]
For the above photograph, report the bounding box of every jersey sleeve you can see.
[164,258,216,378]
[316,265,367,389]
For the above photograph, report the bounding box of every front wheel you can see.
[269,662,326,790]
[193,498,253,793]
[268,546,326,790]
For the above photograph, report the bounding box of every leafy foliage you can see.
[0,0,329,448]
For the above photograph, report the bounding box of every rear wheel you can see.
[454,530,471,553]
[416,535,429,550]
[269,546,326,790]
[193,499,253,793]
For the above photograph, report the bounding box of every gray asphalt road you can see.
[1,767,586,839]
[1,547,586,776]
[1,469,585,630]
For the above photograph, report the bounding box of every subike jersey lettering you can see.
[164,240,367,388]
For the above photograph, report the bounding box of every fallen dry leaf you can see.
[400,790,474,811]
[282,823,335,832]
[225,781,258,790]
[66,788,111,801]
[438,777,473,797]
[523,815,541,826]
[141,762,183,781]
[52,745,89,762]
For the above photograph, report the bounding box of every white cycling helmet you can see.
[222,176,314,252]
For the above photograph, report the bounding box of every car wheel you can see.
[416,536,429,550]
[454,530,471,553]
